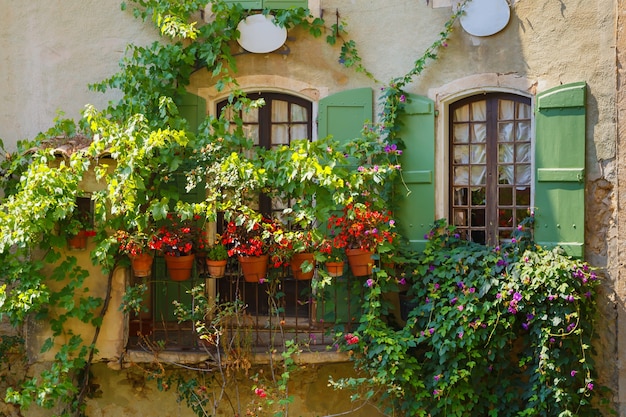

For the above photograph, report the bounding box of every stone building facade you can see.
[1,0,625,415]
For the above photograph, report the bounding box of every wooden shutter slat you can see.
[534,81,586,257]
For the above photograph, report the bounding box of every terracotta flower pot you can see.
[206,259,227,279]
[290,252,316,280]
[165,253,195,281]
[325,261,345,277]
[345,248,374,277]
[238,254,269,283]
[129,252,154,277]
[67,230,88,250]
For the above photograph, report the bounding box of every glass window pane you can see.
[471,166,486,186]
[272,100,288,122]
[498,166,514,184]
[471,230,485,244]
[472,123,487,143]
[516,187,530,206]
[291,104,307,122]
[245,125,259,144]
[454,145,469,164]
[454,124,470,143]
[499,143,514,163]
[517,102,531,119]
[499,229,512,239]
[471,144,486,164]
[471,101,486,121]
[454,105,469,122]
[454,188,468,205]
[291,125,307,141]
[471,209,485,226]
[516,143,531,163]
[499,187,513,206]
[516,121,531,142]
[471,188,486,205]
[242,110,258,123]
[499,209,513,227]
[271,125,289,145]
[515,209,528,225]
[499,100,515,120]
[516,165,531,185]
[454,167,469,185]
[498,122,514,142]
[453,209,467,226]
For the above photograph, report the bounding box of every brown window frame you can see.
[449,93,532,246]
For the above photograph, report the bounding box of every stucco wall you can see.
[0,0,621,415]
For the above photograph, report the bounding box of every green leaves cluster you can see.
[336,220,604,416]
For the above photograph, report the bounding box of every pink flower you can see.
[254,388,267,398]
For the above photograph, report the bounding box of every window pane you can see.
[473,123,487,143]
[454,188,468,205]
[471,166,486,186]
[272,125,289,145]
[454,105,469,122]
[454,124,470,143]
[471,144,486,164]
[516,143,531,163]
[517,102,531,119]
[499,100,515,120]
[272,100,288,122]
[516,121,531,141]
[471,101,486,121]
[499,209,513,227]
[516,187,531,206]
[471,209,485,226]
[498,143,514,163]
[498,122,514,142]
[498,166,514,184]
[245,125,259,144]
[499,187,513,206]
[454,145,469,164]
[454,209,467,226]
[291,103,307,122]
[243,110,258,123]
[291,124,307,141]
[471,230,485,244]
[516,165,531,185]
[454,166,469,185]
[471,188,486,205]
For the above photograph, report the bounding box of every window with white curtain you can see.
[449,94,531,245]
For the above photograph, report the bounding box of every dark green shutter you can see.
[395,94,435,252]
[178,91,207,134]
[223,0,263,9]
[318,88,373,145]
[534,82,586,257]
[264,0,308,8]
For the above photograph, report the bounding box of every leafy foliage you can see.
[332,220,604,416]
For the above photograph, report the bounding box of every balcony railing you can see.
[127,257,364,353]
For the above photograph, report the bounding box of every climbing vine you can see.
[0,0,608,416]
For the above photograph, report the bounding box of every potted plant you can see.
[205,236,229,279]
[149,213,206,281]
[65,209,96,250]
[328,202,397,276]
[115,230,154,277]
[287,230,322,280]
[221,212,281,282]
[319,238,346,277]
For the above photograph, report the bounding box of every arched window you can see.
[217,92,313,216]
[449,93,532,245]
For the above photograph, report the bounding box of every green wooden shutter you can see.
[263,0,308,8]
[178,91,207,134]
[223,0,263,9]
[395,94,435,252]
[318,88,373,145]
[534,81,586,257]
